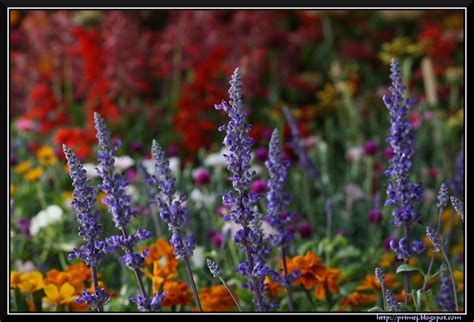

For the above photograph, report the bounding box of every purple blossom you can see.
[76,288,110,310]
[63,144,106,267]
[215,68,272,311]
[436,183,449,209]
[385,289,400,312]
[450,197,464,221]
[369,208,383,224]
[255,147,268,163]
[16,218,31,238]
[251,179,268,193]
[282,106,319,180]
[426,226,443,252]
[383,58,424,261]
[150,139,196,259]
[298,222,313,239]
[129,291,167,312]
[435,264,456,311]
[364,140,379,156]
[264,129,294,248]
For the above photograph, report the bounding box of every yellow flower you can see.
[379,252,396,269]
[379,37,423,63]
[454,270,463,293]
[10,271,21,288]
[37,146,58,166]
[63,191,73,204]
[25,167,44,181]
[43,282,78,305]
[446,109,464,130]
[17,271,44,293]
[14,161,33,174]
[10,184,15,197]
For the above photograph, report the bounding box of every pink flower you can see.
[15,118,38,132]
[213,233,223,248]
[255,147,268,163]
[368,208,383,224]
[428,167,439,178]
[193,168,211,186]
[409,111,423,129]
[250,179,268,193]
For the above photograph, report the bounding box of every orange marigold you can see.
[356,273,400,292]
[141,239,176,266]
[142,258,179,292]
[282,251,326,289]
[341,292,377,309]
[198,285,238,312]
[264,276,283,298]
[162,280,192,307]
[314,267,341,301]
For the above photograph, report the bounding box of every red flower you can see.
[53,128,96,160]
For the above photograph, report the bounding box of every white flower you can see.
[204,148,229,167]
[344,184,364,202]
[346,146,363,163]
[125,185,139,202]
[169,157,180,175]
[222,222,242,240]
[142,157,180,176]
[83,163,99,178]
[261,220,277,239]
[114,156,135,171]
[250,164,263,176]
[190,189,216,209]
[191,246,205,268]
[16,260,37,273]
[30,205,63,236]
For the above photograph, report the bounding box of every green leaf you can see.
[333,246,361,260]
[412,289,422,311]
[396,264,425,277]
[368,306,384,312]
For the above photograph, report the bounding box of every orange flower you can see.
[162,280,192,307]
[17,272,44,293]
[141,239,176,266]
[264,276,283,298]
[395,290,413,303]
[143,258,179,292]
[356,273,400,292]
[66,262,93,283]
[314,267,341,301]
[198,285,238,312]
[341,292,376,309]
[282,251,326,289]
[44,269,71,287]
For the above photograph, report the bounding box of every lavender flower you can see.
[93,113,152,311]
[63,144,109,310]
[215,68,271,312]
[282,106,319,180]
[150,139,201,311]
[426,226,443,252]
[383,58,424,230]
[129,291,167,312]
[383,58,424,304]
[450,197,464,221]
[436,183,449,209]
[207,258,223,278]
[435,264,456,311]
[385,289,400,312]
[375,267,385,286]
[265,129,294,247]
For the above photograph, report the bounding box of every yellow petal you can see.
[44,284,60,301]
[59,283,75,298]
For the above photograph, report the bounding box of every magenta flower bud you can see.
[126,169,138,182]
[207,230,216,238]
[129,142,144,153]
[255,147,268,163]
[364,140,379,156]
[10,155,18,167]
[213,233,223,248]
[383,147,395,160]
[251,179,268,193]
[298,222,313,238]
[369,208,383,224]
[261,128,273,141]
[194,168,211,186]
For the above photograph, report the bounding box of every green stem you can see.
[218,276,242,312]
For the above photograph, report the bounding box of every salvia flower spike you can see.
[63,144,109,311]
[215,67,271,312]
[150,139,202,311]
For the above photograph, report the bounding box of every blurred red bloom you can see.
[53,128,96,160]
